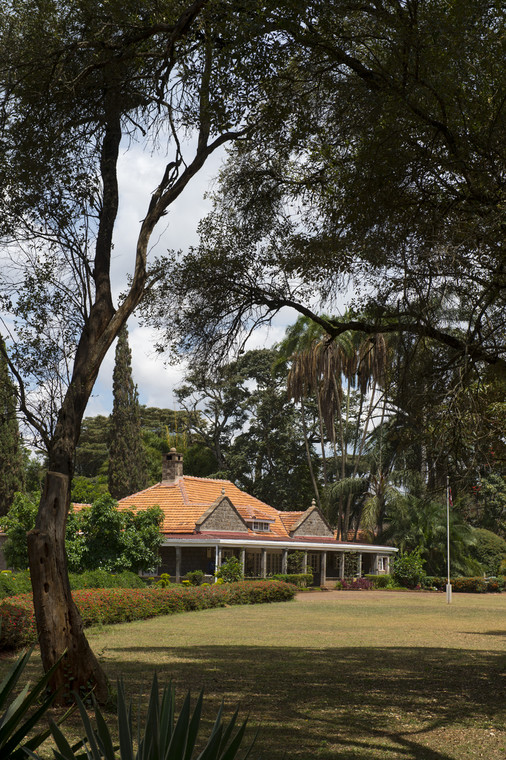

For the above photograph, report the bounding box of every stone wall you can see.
[291,509,333,537]
[198,498,246,532]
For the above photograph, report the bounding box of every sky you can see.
[84,141,292,419]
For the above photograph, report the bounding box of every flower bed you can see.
[335,578,374,590]
[0,580,296,650]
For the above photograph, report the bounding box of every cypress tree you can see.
[108,325,148,498]
[0,338,24,515]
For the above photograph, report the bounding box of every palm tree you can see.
[279,315,389,537]
[379,493,480,576]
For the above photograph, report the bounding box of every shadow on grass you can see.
[96,646,506,759]
[466,630,506,637]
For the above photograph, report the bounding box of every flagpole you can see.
[446,476,452,604]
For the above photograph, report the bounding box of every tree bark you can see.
[27,472,109,703]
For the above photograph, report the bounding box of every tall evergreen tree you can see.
[0,339,24,515]
[108,326,147,499]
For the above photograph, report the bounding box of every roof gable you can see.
[289,505,333,538]
[195,495,249,533]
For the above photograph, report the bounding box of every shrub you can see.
[422,576,446,591]
[215,556,244,583]
[68,569,145,590]
[287,550,307,574]
[185,570,205,586]
[421,576,504,593]
[0,581,296,650]
[364,574,392,589]
[469,528,506,576]
[155,573,172,588]
[270,573,313,588]
[334,577,373,590]
[0,570,32,599]
[392,549,426,589]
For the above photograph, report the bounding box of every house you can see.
[116,449,397,585]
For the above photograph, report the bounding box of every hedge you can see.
[0,569,146,600]
[422,576,505,593]
[335,577,374,590]
[269,573,313,587]
[0,580,296,650]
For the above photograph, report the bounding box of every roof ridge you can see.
[181,474,232,483]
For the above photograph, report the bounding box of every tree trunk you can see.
[27,471,109,703]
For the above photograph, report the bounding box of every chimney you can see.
[162,448,184,483]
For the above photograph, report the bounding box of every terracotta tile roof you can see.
[116,476,291,537]
[279,511,305,532]
[71,503,91,512]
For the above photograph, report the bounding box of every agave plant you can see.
[0,642,71,759]
[47,673,256,760]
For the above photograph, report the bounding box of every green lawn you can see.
[4,590,506,759]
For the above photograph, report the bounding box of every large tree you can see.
[0,0,287,700]
[0,338,24,515]
[149,0,505,373]
[108,325,148,498]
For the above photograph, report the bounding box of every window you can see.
[250,521,270,532]
[377,556,385,572]
[245,552,262,577]
[267,552,282,575]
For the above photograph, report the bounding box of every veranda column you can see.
[340,553,345,580]
[214,545,221,583]
[240,548,246,575]
[357,553,362,577]
[175,547,182,583]
[321,551,327,586]
[260,548,267,578]
[281,548,288,574]
[302,551,308,574]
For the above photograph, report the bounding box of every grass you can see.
[2,589,506,759]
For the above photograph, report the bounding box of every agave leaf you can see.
[165,689,192,760]
[91,694,116,760]
[0,648,65,756]
[219,720,255,760]
[0,647,33,714]
[141,672,161,760]
[215,707,238,754]
[182,690,203,760]
[74,692,103,760]
[117,680,134,760]
[49,718,79,760]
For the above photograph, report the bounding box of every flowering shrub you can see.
[422,576,505,592]
[0,580,296,650]
[334,578,374,590]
